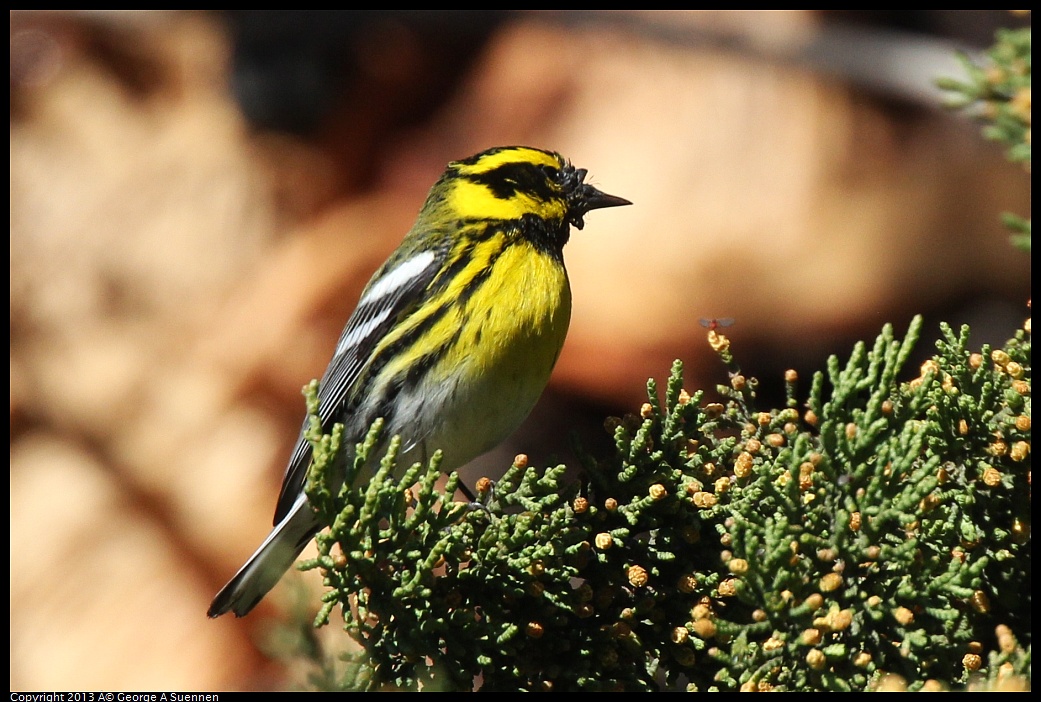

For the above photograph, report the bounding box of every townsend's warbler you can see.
[208,145,630,617]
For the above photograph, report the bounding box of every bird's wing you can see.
[273,247,444,524]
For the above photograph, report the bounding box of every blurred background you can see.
[9,10,1030,690]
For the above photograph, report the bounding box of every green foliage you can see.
[938,22,1031,251]
[294,314,1031,691]
[938,25,1031,166]
[275,26,1034,688]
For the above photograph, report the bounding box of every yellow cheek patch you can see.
[446,180,567,223]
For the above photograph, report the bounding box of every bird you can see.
[208,145,630,617]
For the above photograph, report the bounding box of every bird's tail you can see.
[208,494,318,618]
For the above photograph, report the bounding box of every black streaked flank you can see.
[403,325,464,388]
[367,321,464,433]
[346,299,454,412]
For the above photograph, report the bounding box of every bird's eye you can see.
[540,164,560,181]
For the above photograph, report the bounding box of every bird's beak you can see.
[583,187,633,211]
[571,182,632,230]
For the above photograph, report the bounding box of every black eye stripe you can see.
[464,162,561,202]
